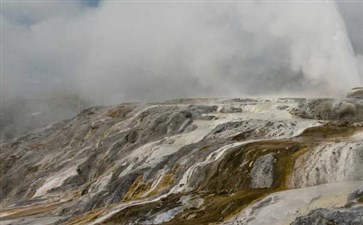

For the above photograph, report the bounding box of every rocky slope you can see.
[0,94,363,225]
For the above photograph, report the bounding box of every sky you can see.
[1,0,363,106]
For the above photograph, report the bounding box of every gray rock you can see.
[250,153,276,188]
[346,87,363,99]
[347,188,363,204]
[291,98,363,121]
[220,105,242,113]
[290,207,363,225]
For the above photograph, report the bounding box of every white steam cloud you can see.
[76,1,362,103]
[1,0,363,139]
[2,1,362,104]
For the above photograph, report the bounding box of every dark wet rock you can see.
[220,105,242,113]
[220,98,259,104]
[347,188,363,205]
[186,105,219,114]
[210,122,244,135]
[276,105,289,110]
[290,207,363,225]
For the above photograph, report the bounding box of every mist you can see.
[1,0,363,139]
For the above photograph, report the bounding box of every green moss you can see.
[299,123,362,139]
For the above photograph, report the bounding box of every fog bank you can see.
[1,0,363,139]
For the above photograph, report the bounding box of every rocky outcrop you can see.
[291,98,363,121]
[346,87,363,99]
[0,97,362,225]
[291,207,363,225]
[290,141,363,187]
[224,182,363,225]
[290,89,363,121]
[291,187,363,225]
[250,153,276,188]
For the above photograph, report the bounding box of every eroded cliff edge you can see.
[1,94,362,225]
